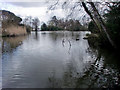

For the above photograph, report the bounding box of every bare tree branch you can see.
[48,0,59,10]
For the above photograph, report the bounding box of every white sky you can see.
[1,0,118,25]
[0,1,66,24]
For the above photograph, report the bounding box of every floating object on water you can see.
[83,37,88,39]
[42,32,46,34]
[76,38,79,41]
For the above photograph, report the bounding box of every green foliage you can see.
[47,26,62,31]
[48,16,87,31]
[74,26,80,31]
[41,23,62,31]
[88,21,98,33]
[105,2,120,47]
[41,23,48,31]
[88,2,120,49]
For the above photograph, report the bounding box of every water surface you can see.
[2,31,120,88]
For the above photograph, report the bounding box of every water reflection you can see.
[2,31,120,88]
[2,36,27,54]
[47,45,120,88]
[0,37,2,89]
[34,31,39,40]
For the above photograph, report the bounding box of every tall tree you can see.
[48,1,116,48]
[32,17,40,31]
[88,2,116,48]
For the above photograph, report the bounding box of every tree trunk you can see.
[82,2,116,48]
[35,25,38,31]
[88,2,116,48]
[82,2,100,32]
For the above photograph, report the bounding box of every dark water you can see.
[2,31,120,88]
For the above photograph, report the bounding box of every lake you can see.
[2,31,120,88]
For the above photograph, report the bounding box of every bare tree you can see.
[32,17,40,31]
[23,16,33,27]
[47,1,116,48]
[88,2,116,48]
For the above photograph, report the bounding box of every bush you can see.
[26,25,32,33]
[41,23,62,31]
[104,2,120,48]
[88,21,98,33]
[41,23,48,31]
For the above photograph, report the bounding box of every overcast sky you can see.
[1,0,117,25]
[0,0,68,24]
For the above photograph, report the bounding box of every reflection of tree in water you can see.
[48,32,58,42]
[47,61,77,88]
[47,71,62,88]
[33,31,39,40]
[2,36,26,54]
[77,48,120,88]
[62,32,81,54]
[47,47,120,88]
[62,60,78,88]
